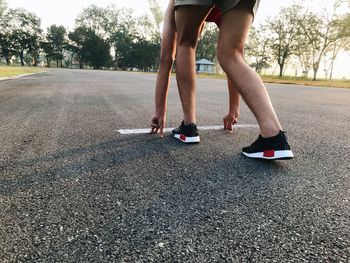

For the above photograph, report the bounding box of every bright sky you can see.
[6,0,327,30]
[7,0,344,29]
[5,0,350,78]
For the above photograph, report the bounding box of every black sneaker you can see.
[172,121,200,143]
[242,131,294,160]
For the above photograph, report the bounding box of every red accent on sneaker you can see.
[180,134,186,141]
[264,150,275,157]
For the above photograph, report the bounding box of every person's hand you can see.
[150,113,166,138]
[223,111,239,131]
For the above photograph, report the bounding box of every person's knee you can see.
[217,43,244,70]
[160,50,175,66]
[177,31,198,48]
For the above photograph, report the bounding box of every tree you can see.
[0,11,13,64]
[0,36,13,65]
[105,7,136,69]
[82,29,112,69]
[45,25,67,67]
[324,37,350,79]
[292,19,314,78]
[28,34,42,66]
[339,13,350,36]
[147,0,163,48]
[0,8,42,66]
[75,5,138,70]
[68,27,88,69]
[109,28,133,69]
[72,4,162,71]
[148,0,163,30]
[108,11,160,70]
[75,4,109,38]
[10,9,42,66]
[40,41,53,67]
[196,23,219,62]
[133,14,160,69]
[266,5,302,77]
[0,0,7,16]
[246,26,271,74]
[299,2,345,80]
[126,37,159,71]
[68,27,112,69]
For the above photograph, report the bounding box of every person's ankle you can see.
[260,129,281,138]
[183,118,196,126]
[259,120,282,138]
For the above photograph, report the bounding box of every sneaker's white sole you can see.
[174,134,200,143]
[242,150,294,160]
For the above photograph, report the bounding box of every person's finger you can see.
[223,118,227,130]
[228,121,233,131]
[150,127,155,134]
[160,126,164,138]
[151,121,160,133]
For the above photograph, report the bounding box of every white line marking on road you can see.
[117,124,258,135]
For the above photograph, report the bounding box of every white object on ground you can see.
[117,124,258,135]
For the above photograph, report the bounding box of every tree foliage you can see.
[246,27,271,74]
[75,5,109,38]
[0,8,42,65]
[82,29,112,69]
[74,5,157,70]
[68,27,88,69]
[105,7,137,69]
[148,0,163,29]
[1,1,349,78]
[297,2,346,80]
[0,0,7,16]
[257,1,349,80]
[196,23,219,62]
[42,25,67,67]
[68,27,112,69]
[266,5,302,77]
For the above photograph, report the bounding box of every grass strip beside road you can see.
[197,73,350,89]
[262,75,350,89]
[0,66,44,77]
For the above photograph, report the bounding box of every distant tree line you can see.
[197,0,350,80]
[0,1,160,71]
[1,0,350,79]
[244,1,350,80]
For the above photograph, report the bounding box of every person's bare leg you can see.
[217,7,282,138]
[174,6,212,125]
[151,0,177,136]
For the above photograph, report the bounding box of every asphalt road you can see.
[0,69,349,262]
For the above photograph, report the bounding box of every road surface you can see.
[0,69,349,262]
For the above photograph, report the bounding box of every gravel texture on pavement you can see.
[0,69,349,262]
